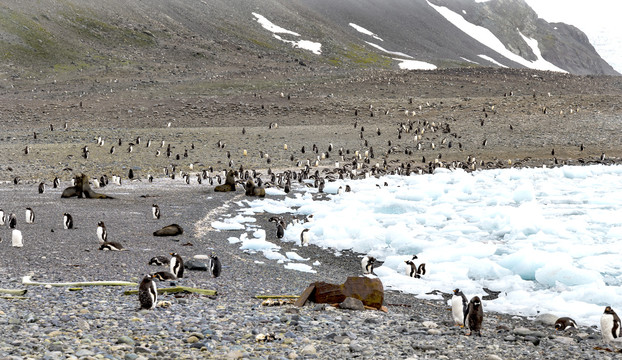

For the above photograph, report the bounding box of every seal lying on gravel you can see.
[245,179,266,197]
[214,170,237,192]
[153,224,184,236]
[61,174,114,199]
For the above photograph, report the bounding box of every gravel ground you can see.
[0,176,616,360]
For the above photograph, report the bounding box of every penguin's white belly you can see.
[451,296,464,325]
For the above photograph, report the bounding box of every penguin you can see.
[96,221,107,243]
[451,289,468,326]
[138,274,158,310]
[63,213,73,230]
[208,254,222,278]
[600,306,621,346]
[152,204,161,220]
[464,296,484,336]
[405,258,426,278]
[53,177,60,188]
[170,252,184,278]
[300,228,310,246]
[11,229,23,248]
[276,222,284,239]
[38,182,45,194]
[149,255,170,266]
[99,241,124,251]
[8,213,17,229]
[152,271,177,281]
[0,209,4,226]
[554,317,577,331]
[361,256,376,275]
[25,208,35,224]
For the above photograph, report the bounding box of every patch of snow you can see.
[478,54,508,67]
[365,41,413,58]
[349,23,384,41]
[394,58,437,70]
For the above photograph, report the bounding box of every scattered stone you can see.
[339,297,365,311]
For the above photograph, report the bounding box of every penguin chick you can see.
[149,255,170,266]
[465,296,484,336]
[600,306,621,346]
[209,254,222,278]
[451,288,468,327]
[554,317,577,331]
[170,252,184,278]
[138,274,158,310]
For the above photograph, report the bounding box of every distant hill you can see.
[0,0,617,80]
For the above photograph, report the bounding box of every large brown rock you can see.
[296,276,384,310]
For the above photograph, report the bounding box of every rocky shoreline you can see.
[0,174,617,360]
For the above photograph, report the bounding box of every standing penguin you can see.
[152,204,161,220]
[25,208,35,224]
[12,229,23,247]
[276,222,284,239]
[63,213,74,229]
[600,306,621,346]
[38,182,45,194]
[208,254,222,278]
[405,256,426,278]
[300,228,310,246]
[97,221,107,243]
[53,177,60,188]
[8,213,17,229]
[170,252,184,278]
[0,209,5,226]
[138,274,158,310]
[465,296,484,336]
[361,256,376,275]
[451,289,468,326]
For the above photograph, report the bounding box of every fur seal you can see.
[61,174,114,199]
[465,296,484,336]
[138,274,157,310]
[153,224,184,237]
[214,170,237,192]
[245,179,266,197]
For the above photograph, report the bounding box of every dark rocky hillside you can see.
[0,0,617,84]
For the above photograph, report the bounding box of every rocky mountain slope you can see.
[0,0,617,84]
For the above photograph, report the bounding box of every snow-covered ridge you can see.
[252,12,322,55]
[426,1,567,73]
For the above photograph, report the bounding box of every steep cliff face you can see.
[0,0,617,77]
